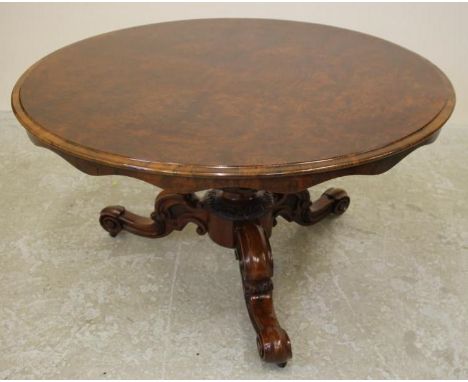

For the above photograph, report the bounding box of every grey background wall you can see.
[1,3,467,124]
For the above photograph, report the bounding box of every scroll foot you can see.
[235,222,292,366]
[99,205,162,238]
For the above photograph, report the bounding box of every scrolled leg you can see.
[99,191,208,238]
[273,187,350,226]
[99,186,350,365]
[235,222,292,366]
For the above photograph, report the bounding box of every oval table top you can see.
[12,19,455,193]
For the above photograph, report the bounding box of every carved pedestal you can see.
[100,187,350,366]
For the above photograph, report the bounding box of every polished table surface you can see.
[11,19,455,367]
[12,19,454,192]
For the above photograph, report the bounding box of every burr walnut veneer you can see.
[12,19,455,366]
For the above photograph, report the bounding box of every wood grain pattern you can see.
[12,19,455,193]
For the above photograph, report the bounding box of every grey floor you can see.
[1,110,467,379]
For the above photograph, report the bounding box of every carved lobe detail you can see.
[204,189,273,221]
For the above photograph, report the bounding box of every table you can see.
[12,19,455,367]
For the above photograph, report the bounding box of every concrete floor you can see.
[0,110,467,379]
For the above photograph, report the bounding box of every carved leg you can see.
[235,221,292,367]
[99,187,349,366]
[99,191,208,238]
[273,187,350,226]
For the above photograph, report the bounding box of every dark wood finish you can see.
[11,19,455,366]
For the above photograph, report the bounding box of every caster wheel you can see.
[333,195,350,215]
[99,206,125,237]
[324,188,350,215]
[256,328,292,365]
